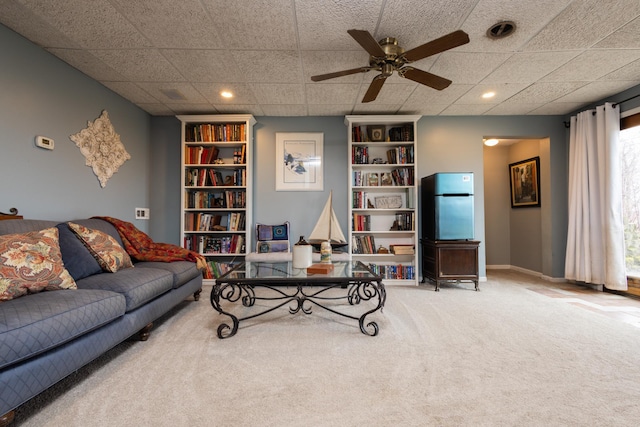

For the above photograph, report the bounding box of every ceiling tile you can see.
[169,104,218,115]
[505,82,589,104]
[439,104,494,115]
[47,48,127,81]
[214,104,265,116]
[193,83,258,104]
[110,0,224,49]
[594,16,640,49]
[162,49,242,82]
[306,83,360,104]
[231,50,301,83]
[429,52,512,84]
[484,103,544,115]
[600,59,640,81]
[403,84,473,107]
[19,0,151,49]
[259,105,308,116]
[398,104,448,115]
[295,0,384,50]
[523,0,640,51]
[307,105,355,116]
[203,0,297,50]
[136,83,208,104]
[455,83,531,104]
[249,84,305,104]
[554,81,640,103]
[542,50,640,82]
[90,49,183,81]
[100,82,158,104]
[482,52,579,83]
[528,103,586,115]
[352,104,402,115]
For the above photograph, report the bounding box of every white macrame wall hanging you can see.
[70,110,131,188]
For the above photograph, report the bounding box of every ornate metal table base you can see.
[210,280,386,339]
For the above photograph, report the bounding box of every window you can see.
[621,118,640,277]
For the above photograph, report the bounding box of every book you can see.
[306,263,335,274]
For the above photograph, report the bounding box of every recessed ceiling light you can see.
[220,91,233,98]
[484,138,499,146]
[482,91,496,99]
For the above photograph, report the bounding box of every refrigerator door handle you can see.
[442,193,471,197]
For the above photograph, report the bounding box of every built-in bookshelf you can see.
[178,114,256,281]
[345,115,420,286]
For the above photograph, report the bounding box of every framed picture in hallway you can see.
[509,156,540,208]
[276,132,324,191]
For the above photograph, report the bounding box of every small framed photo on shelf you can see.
[367,125,386,142]
[367,172,379,186]
[380,172,393,186]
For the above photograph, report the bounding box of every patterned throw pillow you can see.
[67,222,133,273]
[0,227,77,302]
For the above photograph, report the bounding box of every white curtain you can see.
[565,102,626,290]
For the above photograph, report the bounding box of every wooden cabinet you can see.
[177,114,256,281]
[345,115,420,286]
[421,239,480,291]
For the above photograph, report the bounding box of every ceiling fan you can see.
[310,29,470,103]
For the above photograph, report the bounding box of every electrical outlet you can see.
[135,208,150,220]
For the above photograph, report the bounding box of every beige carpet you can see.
[13,270,640,426]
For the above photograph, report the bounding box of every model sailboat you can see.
[308,191,348,249]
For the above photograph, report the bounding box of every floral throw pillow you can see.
[0,227,77,302]
[68,222,133,273]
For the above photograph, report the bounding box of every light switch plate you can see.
[135,208,150,219]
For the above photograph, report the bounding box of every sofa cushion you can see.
[134,261,201,288]
[0,288,125,369]
[68,222,133,273]
[56,223,102,281]
[76,267,173,312]
[0,228,77,302]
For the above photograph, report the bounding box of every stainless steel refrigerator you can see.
[421,172,474,240]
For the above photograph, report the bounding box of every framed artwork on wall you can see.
[275,132,324,191]
[509,156,541,208]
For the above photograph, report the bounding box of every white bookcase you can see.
[345,115,420,286]
[177,114,256,282]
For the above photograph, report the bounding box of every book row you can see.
[208,261,240,279]
[352,235,377,254]
[185,211,246,231]
[185,123,246,142]
[393,212,415,231]
[184,234,245,255]
[186,190,246,209]
[367,263,415,280]
[184,145,247,165]
[352,168,414,187]
[351,123,414,142]
[352,213,371,231]
[185,168,246,187]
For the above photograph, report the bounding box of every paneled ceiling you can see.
[1,0,639,117]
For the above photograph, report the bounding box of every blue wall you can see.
[0,25,152,231]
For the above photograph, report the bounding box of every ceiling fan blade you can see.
[347,29,386,57]
[311,67,371,82]
[402,30,470,62]
[399,67,452,90]
[362,75,387,103]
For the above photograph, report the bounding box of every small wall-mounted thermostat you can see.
[35,135,54,150]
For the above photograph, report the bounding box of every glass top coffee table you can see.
[210,261,385,338]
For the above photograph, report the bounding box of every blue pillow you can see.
[56,223,102,281]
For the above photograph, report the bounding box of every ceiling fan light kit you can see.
[311,29,470,103]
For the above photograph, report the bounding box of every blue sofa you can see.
[0,218,203,425]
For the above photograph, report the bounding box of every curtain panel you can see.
[565,102,627,290]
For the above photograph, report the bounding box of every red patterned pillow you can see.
[68,222,133,273]
[0,227,77,302]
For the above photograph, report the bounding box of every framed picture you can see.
[509,156,541,208]
[367,125,386,142]
[276,132,323,191]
